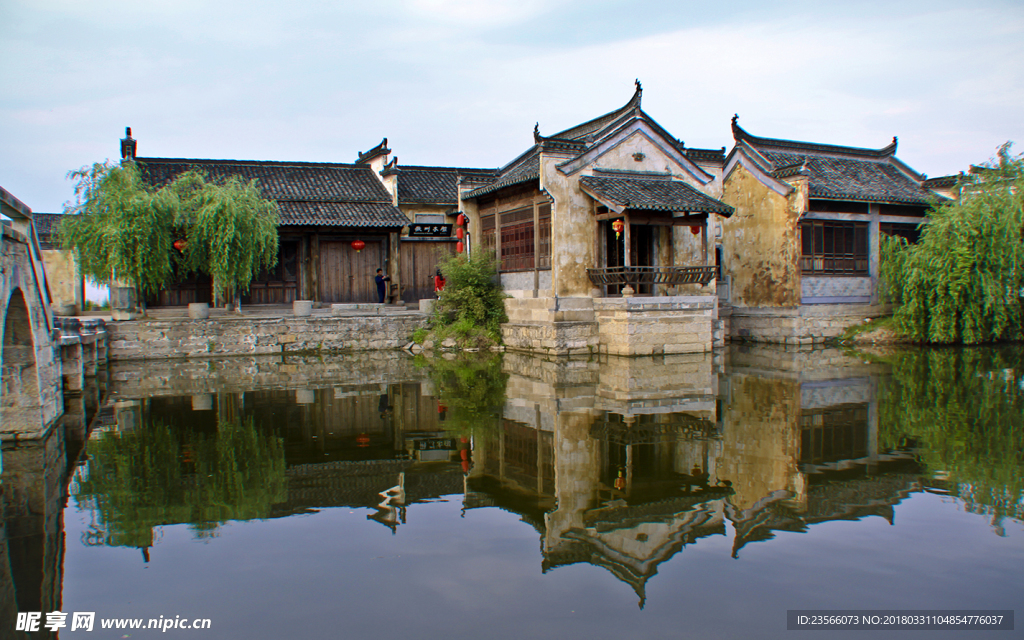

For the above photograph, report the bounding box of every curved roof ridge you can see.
[136,157,370,170]
[731,115,898,159]
[550,81,643,141]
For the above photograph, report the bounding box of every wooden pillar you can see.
[310,234,320,304]
[532,199,540,293]
[701,215,708,264]
[623,212,632,268]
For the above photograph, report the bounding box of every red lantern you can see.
[612,219,624,239]
[690,225,702,235]
[351,240,365,252]
[356,434,370,447]
[455,227,465,240]
[173,239,186,252]
[456,241,464,253]
[456,213,466,226]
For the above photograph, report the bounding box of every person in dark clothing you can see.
[375,268,390,303]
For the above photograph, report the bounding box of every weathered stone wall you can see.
[106,313,428,360]
[729,302,889,344]
[802,276,872,302]
[41,248,83,314]
[106,351,428,399]
[720,163,803,307]
[501,296,599,356]
[594,296,715,356]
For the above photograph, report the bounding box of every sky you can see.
[2,0,1023,214]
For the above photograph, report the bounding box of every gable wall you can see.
[544,130,723,298]
[721,164,803,307]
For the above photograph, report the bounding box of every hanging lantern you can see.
[351,240,365,252]
[356,434,370,447]
[456,213,466,226]
[455,227,465,240]
[612,219,624,239]
[173,239,187,252]
[456,241,464,254]
[689,225,702,235]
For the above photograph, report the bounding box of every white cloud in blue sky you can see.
[2,0,1022,212]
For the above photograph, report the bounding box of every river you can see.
[2,344,1021,639]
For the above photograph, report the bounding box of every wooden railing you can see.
[586,266,718,289]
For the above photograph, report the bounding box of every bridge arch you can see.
[1,288,42,432]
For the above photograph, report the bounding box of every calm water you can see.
[3,345,1022,639]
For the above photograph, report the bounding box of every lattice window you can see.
[881,221,922,244]
[500,207,534,272]
[481,213,496,257]
[537,204,551,269]
[800,220,869,275]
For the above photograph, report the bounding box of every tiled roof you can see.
[922,174,959,189]
[137,158,409,228]
[763,150,937,204]
[580,174,734,215]
[395,166,498,205]
[32,212,64,248]
[278,201,410,228]
[463,147,541,199]
[731,118,940,205]
[684,147,727,164]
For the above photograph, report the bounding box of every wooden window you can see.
[500,207,534,272]
[800,220,869,275]
[481,213,496,257]
[537,204,551,269]
[881,221,922,244]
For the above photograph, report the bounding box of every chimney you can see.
[120,127,137,161]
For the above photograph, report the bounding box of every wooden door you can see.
[319,240,383,303]
[243,240,299,305]
[399,240,456,302]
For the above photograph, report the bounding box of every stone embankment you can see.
[107,311,429,360]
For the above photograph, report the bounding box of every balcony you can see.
[586,266,718,289]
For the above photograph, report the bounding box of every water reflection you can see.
[3,346,1022,634]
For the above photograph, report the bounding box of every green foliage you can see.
[418,352,508,437]
[59,162,178,300]
[170,170,279,298]
[433,254,508,335]
[881,144,1024,343]
[60,162,279,308]
[73,416,286,547]
[411,327,429,344]
[875,346,1024,525]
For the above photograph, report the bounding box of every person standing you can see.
[375,268,390,303]
[433,269,446,297]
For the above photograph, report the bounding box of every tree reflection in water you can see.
[876,345,1024,531]
[72,416,286,549]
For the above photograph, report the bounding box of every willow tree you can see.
[881,144,1024,343]
[60,162,178,309]
[169,170,279,310]
[60,162,279,312]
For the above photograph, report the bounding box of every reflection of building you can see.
[464,346,926,605]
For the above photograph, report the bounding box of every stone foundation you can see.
[594,296,716,356]
[501,296,599,356]
[728,303,890,344]
[107,314,428,360]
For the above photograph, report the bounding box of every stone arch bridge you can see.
[1,186,62,439]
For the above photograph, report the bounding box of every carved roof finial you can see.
[635,78,642,94]
[732,114,739,125]
[533,122,542,143]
